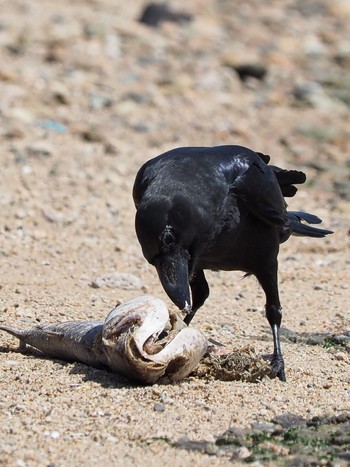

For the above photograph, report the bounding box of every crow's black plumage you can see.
[133,145,333,381]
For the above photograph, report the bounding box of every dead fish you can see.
[0,296,208,384]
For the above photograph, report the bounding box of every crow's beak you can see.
[154,253,191,313]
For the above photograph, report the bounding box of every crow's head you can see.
[135,195,199,313]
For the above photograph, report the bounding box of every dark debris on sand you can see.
[192,345,272,382]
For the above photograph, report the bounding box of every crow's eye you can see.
[163,231,174,245]
[160,226,176,250]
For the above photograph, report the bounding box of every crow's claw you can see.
[271,356,286,382]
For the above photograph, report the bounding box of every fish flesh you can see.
[0,295,208,384]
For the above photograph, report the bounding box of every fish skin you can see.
[0,321,108,369]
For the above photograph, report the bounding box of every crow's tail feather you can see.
[288,211,333,238]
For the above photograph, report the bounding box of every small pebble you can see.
[237,446,251,459]
[205,443,218,455]
[26,141,54,158]
[21,165,32,174]
[36,120,67,133]
[154,402,165,412]
[334,352,346,361]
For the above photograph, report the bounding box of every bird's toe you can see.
[271,357,286,382]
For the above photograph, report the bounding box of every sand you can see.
[0,1,349,465]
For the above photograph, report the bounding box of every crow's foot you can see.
[271,356,286,382]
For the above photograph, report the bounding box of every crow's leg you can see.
[256,263,286,382]
[267,303,285,382]
[184,269,209,325]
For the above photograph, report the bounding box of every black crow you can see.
[133,145,333,381]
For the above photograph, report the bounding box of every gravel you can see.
[0,0,349,465]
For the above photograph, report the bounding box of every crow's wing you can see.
[256,152,306,198]
[255,151,270,164]
[227,156,288,226]
[269,166,306,197]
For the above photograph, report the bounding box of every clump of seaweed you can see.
[192,345,272,382]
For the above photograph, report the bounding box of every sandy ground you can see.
[0,1,349,465]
